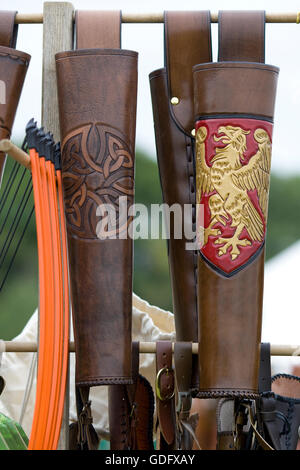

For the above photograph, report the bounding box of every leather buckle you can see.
[155,367,175,402]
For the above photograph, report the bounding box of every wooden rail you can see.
[14,11,300,25]
[3,341,300,356]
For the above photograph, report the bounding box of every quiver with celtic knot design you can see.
[0,11,30,183]
[193,11,279,398]
[56,48,137,386]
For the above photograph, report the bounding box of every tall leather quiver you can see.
[0,11,30,183]
[56,11,137,386]
[194,11,279,398]
[149,11,212,389]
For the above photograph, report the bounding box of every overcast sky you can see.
[3,0,300,175]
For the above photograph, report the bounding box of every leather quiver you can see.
[0,11,30,182]
[149,11,212,390]
[193,62,279,398]
[56,48,137,386]
[258,374,300,450]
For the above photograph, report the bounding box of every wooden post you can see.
[42,2,74,140]
[42,1,74,450]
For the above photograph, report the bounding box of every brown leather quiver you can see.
[0,11,30,182]
[56,48,137,386]
[149,11,212,390]
[194,60,279,398]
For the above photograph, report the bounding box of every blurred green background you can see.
[0,149,300,339]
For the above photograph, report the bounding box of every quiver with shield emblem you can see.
[194,11,279,398]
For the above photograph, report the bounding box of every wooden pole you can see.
[3,341,300,356]
[42,2,74,141]
[14,11,300,24]
[0,140,31,170]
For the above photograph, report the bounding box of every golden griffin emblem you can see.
[196,124,272,262]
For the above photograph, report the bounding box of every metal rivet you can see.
[171,96,179,105]
[191,129,196,137]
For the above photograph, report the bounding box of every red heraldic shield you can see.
[195,117,273,276]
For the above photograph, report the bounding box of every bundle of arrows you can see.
[0,119,70,450]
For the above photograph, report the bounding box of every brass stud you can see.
[191,129,196,137]
[170,96,179,105]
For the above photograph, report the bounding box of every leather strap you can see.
[243,403,274,450]
[258,343,272,393]
[125,341,140,450]
[108,342,139,450]
[218,10,265,63]
[125,341,140,405]
[0,11,18,48]
[155,341,176,446]
[72,386,99,450]
[164,10,211,134]
[258,395,280,449]
[75,10,121,49]
[174,342,193,418]
[174,342,201,449]
[108,342,155,450]
[233,401,248,450]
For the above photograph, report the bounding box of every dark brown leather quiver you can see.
[56,12,137,386]
[149,11,212,390]
[194,11,279,398]
[108,342,155,450]
[255,344,300,450]
[259,374,300,450]
[0,11,30,183]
